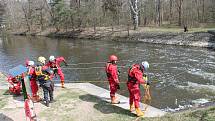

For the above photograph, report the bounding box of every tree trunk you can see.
[155,0,161,26]
[202,0,205,22]
[129,0,139,30]
[169,0,173,24]
[40,9,44,31]
[176,0,183,26]
[179,7,181,26]
[21,4,30,32]
[27,0,32,32]
[195,0,200,22]
[143,2,147,26]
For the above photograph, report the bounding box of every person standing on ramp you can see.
[105,55,120,104]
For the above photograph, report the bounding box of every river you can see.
[0,35,214,111]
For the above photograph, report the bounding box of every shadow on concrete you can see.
[0,113,13,121]
[79,94,136,117]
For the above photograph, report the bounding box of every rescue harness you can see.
[128,64,138,84]
[35,66,50,81]
[105,62,112,78]
[128,64,145,84]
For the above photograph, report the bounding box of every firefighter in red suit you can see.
[46,55,67,88]
[105,55,120,104]
[127,61,149,117]
[26,61,40,102]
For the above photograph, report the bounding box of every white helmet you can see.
[28,61,34,66]
[142,61,149,70]
[49,55,55,62]
[38,56,46,64]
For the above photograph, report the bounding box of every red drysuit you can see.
[46,57,66,83]
[28,67,38,97]
[105,62,120,98]
[127,64,146,108]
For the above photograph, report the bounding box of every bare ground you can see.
[9,26,215,50]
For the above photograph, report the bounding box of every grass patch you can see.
[38,88,85,121]
[0,98,7,109]
[140,107,215,121]
[187,107,215,121]
[38,88,215,121]
[55,88,82,101]
[0,89,9,109]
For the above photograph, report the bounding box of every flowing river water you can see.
[0,35,214,111]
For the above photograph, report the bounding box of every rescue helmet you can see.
[109,55,118,61]
[142,61,149,70]
[28,61,34,66]
[49,55,55,62]
[38,56,46,64]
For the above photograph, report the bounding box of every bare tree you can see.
[202,0,205,22]
[3,0,215,33]
[169,0,173,24]
[129,0,139,30]
[176,0,184,26]
[155,0,161,26]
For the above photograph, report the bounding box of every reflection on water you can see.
[0,35,215,109]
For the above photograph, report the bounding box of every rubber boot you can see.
[135,108,144,117]
[61,80,65,88]
[32,95,41,103]
[130,103,135,112]
[49,91,54,103]
[45,100,49,107]
[35,95,41,102]
[111,96,120,104]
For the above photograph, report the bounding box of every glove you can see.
[116,84,120,89]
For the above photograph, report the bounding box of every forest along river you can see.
[0,35,214,112]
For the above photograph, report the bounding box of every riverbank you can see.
[0,73,215,121]
[8,27,215,49]
[0,87,214,121]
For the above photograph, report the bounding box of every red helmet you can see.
[109,55,118,61]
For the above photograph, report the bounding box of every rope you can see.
[62,65,127,70]
[63,54,206,71]
[67,60,133,66]
[142,84,151,111]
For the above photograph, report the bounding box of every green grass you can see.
[55,88,82,101]
[139,107,215,121]
[38,89,86,121]
[0,89,9,109]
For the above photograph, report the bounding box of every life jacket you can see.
[35,66,43,76]
[105,62,112,78]
[128,64,143,84]
[51,62,57,68]
[35,65,50,80]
